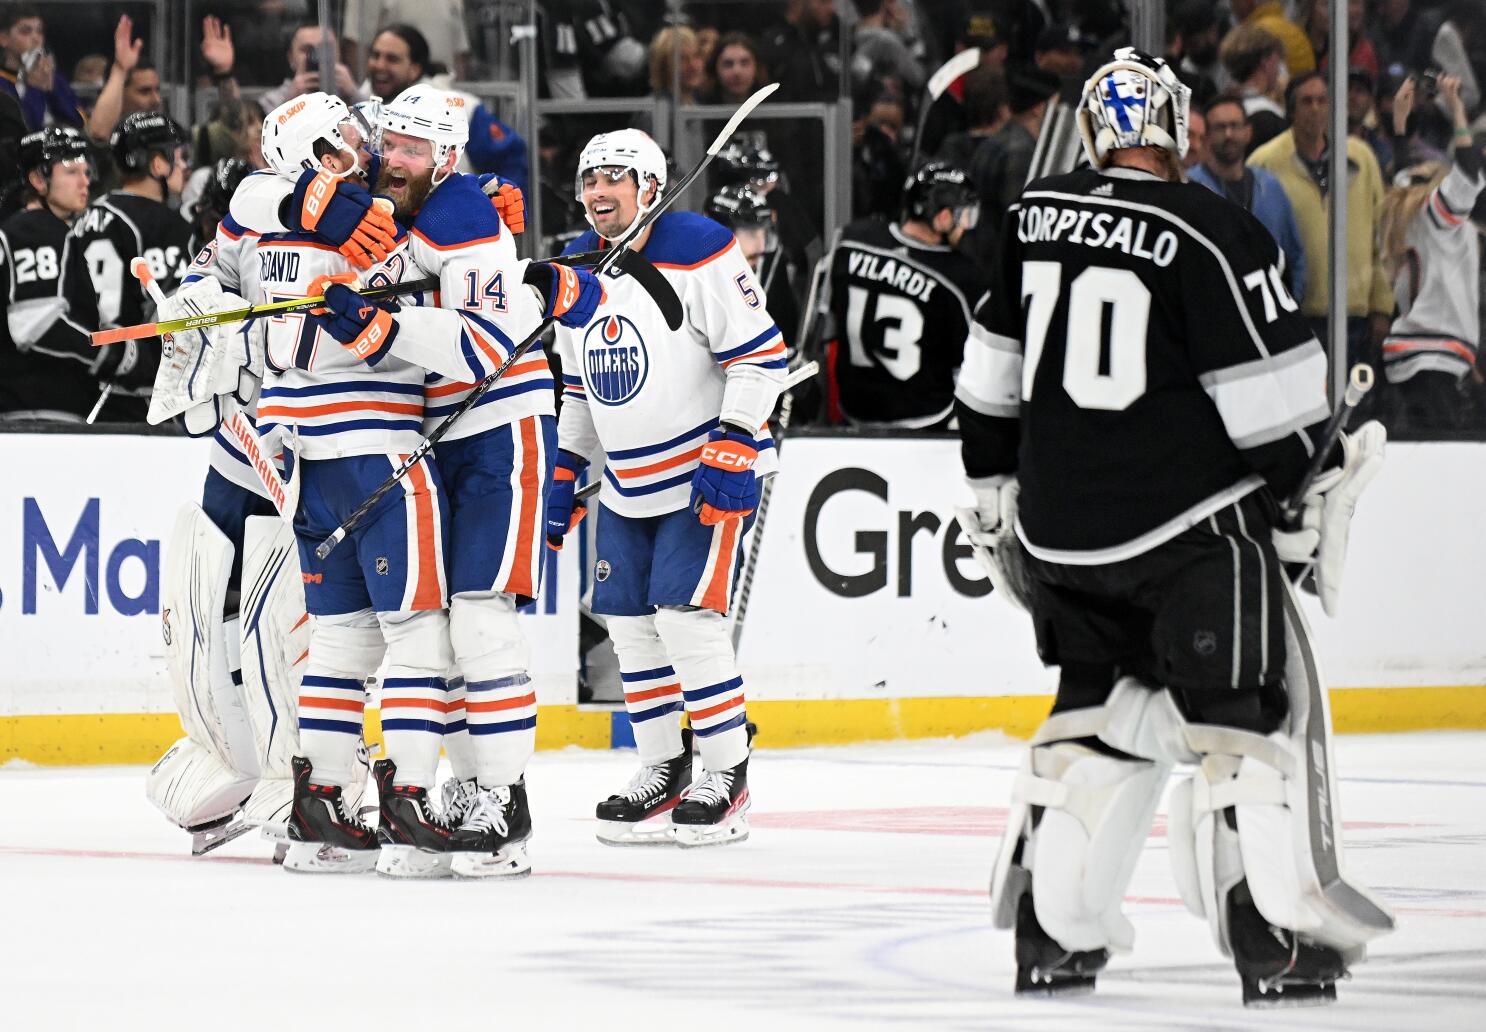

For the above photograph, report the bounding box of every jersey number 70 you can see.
[1021,261,1151,411]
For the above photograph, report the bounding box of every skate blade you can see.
[596,817,677,847]
[190,819,253,856]
[1243,983,1338,1009]
[282,841,379,874]
[672,816,750,849]
[1015,975,1097,999]
[451,842,532,879]
[375,843,453,879]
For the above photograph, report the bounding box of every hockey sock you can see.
[607,615,685,766]
[297,618,383,789]
[654,608,748,772]
[379,671,448,788]
[443,674,475,781]
[449,592,538,787]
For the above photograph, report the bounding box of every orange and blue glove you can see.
[690,427,758,525]
[308,276,399,365]
[289,168,397,269]
[522,261,604,328]
[478,173,525,234]
[545,450,590,550]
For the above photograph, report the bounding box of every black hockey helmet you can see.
[901,162,979,227]
[714,135,780,189]
[18,125,92,184]
[706,182,778,252]
[197,156,252,225]
[111,111,189,173]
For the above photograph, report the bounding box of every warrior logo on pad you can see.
[583,315,649,406]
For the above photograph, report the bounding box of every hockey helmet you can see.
[111,111,189,174]
[1077,47,1191,168]
[18,125,92,184]
[196,157,253,226]
[902,162,979,229]
[575,128,668,240]
[374,86,469,184]
[260,92,373,181]
[714,135,780,189]
[706,183,778,253]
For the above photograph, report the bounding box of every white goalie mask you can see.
[1077,48,1191,169]
[373,86,470,186]
[260,92,373,182]
[575,129,668,241]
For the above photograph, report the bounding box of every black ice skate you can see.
[671,754,750,848]
[283,756,379,874]
[1012,892,1109,996]
[373,759,454,878]
[1229,881,1348,1008]
[595,729,693,846]
[449,780,533,878]
[440,776,479,828]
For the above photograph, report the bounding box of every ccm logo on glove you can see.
[700,441,756,471]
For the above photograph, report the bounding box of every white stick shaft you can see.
[706,83,780,155]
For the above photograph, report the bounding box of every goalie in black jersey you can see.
[955,49,1394,1007]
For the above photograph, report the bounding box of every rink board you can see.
[2,433,1484,764]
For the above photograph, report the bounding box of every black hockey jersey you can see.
[73,191,192,420]
[0,205,103,417]
[827,218,986,427]
[955,166,1329,563]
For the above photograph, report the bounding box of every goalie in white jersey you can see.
[547,129,788,847]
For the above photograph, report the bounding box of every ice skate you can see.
[595,730,693,846]
[1229,882,1348,1008]
[373,759,454,879]
[671,755,750,848]
[1012,893,1108,997]
[283,756,379,874]
[449,780,533,878]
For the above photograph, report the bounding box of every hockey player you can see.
[228,87,604,877]
[546,129,788,847]
[706,183,799,356]
[955,49,1394,1005]
[74,111,193,422]
[0,126,126,421]
[826,162,986,429]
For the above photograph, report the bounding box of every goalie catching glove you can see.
[1270,420,1386,617]
[288,168,397,270]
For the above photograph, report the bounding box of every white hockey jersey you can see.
[553,212,787,518]
[1383,161,1485,383]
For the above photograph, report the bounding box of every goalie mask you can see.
[1077,48,1191,169]
[575,128,668,241]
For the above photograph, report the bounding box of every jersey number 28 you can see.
[1021,261,1151,411]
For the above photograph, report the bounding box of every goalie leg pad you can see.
[145,737,256,836]
[450,590,535,788]
[239,515,309,782]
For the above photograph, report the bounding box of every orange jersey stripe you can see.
[424,359,549,397]
[404,459,445,612]
[257,399,424,419]
[413,227,501,251]
[613,446,704,480]
[381,696,447,712]
[503,417,541,599]
[466,692,538,714]
[700,519,740,613]
[722,339,786,368]
[299,696,365,712]
[623,683,682,704]
[691,694,744,722]
[1384,339,1475,362]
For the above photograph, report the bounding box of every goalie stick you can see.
[315,82,782,560]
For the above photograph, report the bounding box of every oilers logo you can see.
[583,315,649,406]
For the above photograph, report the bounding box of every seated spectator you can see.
[343,0,471,80]
[851,84,907,218]
[1188,93,1308,297]
[1232,0,1315,75]
[190,16,249,170]
[1033,23,1086,84]
[259,21,369,112]
[649,26,706,104]
[0,6,84,130]
[851,0,924,99]
[1379,73,1484,433]
[1220,23,1289,153]
[1304,0,1379,81]
[936,65,1008,268]
[701,32,769,105]
[760,0,842,103]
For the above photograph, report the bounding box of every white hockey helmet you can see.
[260,92,372,181]
[375,86,469,185]
[1077,48,1191,169]
[575,128,667,240]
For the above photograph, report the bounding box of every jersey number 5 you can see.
[1021,261,1151,411]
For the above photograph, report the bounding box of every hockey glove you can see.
[311,280,400,365]
[545,450,590,550]
[478,173,525,234]
[146,277,249,425]
[522,261,604,328]
[690,427,759,525]
[288,168,398,270]
[954,475,1033,612]
[1271,420,1386,616]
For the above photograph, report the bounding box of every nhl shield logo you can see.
[1193,630,1218,656]
[583,315,649,406]
[375,556,389,576]
[595,559,611,582]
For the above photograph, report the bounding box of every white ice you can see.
[1,732,1483,1031]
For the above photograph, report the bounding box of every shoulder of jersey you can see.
[0,206,55,235]
[840,216,894,247]
[411,173,502,248]
[562,228,600,257]
[218,212,257,241]
[642,210,736,269]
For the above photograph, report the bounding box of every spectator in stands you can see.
[72,56,107,92]
[1304,0,1378,81]
[935,65,1008,268]
[917,16,1008,166]
[850,83,907,218]
[1185,108,1208,170]
[87,17,164,147]
[1033,23,1086,82]
[851,0,924,98]
[1231,0,1315,75]
[342,0,471,80]
[702,33,768,105]
[1189,93,1308,297]
[1379,72,1484,433]
[649,26,706,104]
[1220,23,1290,153]
[976,65,1059,241]
[258,22,368,111]
[1166,1,1224,101]
[1371,0,1439,86]
[1249,71,1395,390]
[0,6,84,130]
[1348,67,1395,176]
[189,16,250,171]
[760,0,842,103]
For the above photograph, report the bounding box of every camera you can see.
[304,50,321,74]
[1420,68,1440,100]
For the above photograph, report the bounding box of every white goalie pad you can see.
[1167,583,1395,956]
[239,515,309,783]
[158,504,260,779]
[146,737,256,835]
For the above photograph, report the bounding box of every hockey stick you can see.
[907,47,981,173]
[131,257,300,517]
[1281,363,1373,525]
[315,82,781,559]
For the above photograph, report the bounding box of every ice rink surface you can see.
[1,731,1483,1031]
